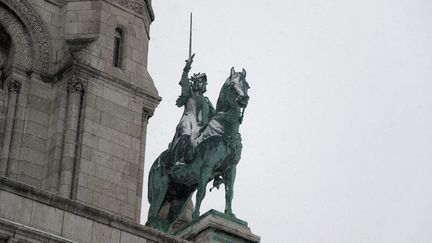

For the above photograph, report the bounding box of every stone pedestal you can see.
[176,210,260,243]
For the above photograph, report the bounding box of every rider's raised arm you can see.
[176,54,195,107]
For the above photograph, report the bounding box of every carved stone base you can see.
[175,210,260,243]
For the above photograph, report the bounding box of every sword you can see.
[189,12,193,58]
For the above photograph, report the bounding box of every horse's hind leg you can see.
[223,166,236,217]
[147,175,169,229]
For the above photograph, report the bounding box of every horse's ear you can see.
[230,67,235,77]
[242,68,247,78]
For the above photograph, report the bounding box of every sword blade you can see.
[189,12,192,58]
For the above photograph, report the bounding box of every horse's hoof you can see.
[145,221,156,228]
[192,211,200,219]
[145,221,162,231]
[224,211,236,218]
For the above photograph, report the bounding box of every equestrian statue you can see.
[146,54,250,233]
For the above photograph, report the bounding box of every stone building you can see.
[0,0,186,242]
[0,1,259,242]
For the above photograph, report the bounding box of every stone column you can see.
[135,107,153,221]
[0,79,21,176]
[58,77,86,198]
[48,88,68,193]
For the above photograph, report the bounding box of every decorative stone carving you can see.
[142,107,154,121]
[7,79,21,93]
[67,77,87,94]
[112,0,146,15]
[1,0,51,73]
[0,4,32,70]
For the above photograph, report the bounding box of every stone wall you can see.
[0,0,160,223]
[72,67,156,221]
[0,177,190,243]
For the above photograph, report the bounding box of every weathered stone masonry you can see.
[0,0,159,227]
[0,177,190,243]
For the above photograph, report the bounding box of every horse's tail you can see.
[147,151,167,203]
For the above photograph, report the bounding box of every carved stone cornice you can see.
[142,107,154,121]
[72,62,160,109]
[67,77,87,94]
[49,61,160,110]
[7,79,21,93]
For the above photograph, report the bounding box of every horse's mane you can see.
[215,72,243,112]
[193,72,244,146]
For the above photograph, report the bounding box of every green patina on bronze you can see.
[146,55,250,233]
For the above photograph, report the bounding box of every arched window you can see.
[113,28,124,68]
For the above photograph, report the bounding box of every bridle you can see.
[228,75,249,124]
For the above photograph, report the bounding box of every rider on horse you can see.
[147,64,249,232]
[170,54,215,165]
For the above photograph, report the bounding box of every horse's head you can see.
[216,67,250,124]
[225,67,250,109]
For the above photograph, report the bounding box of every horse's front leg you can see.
[193,166,212,219]
[224,166,236,217]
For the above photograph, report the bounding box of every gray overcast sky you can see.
[141,1,432,242]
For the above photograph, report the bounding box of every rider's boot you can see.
[183,141,194,163]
